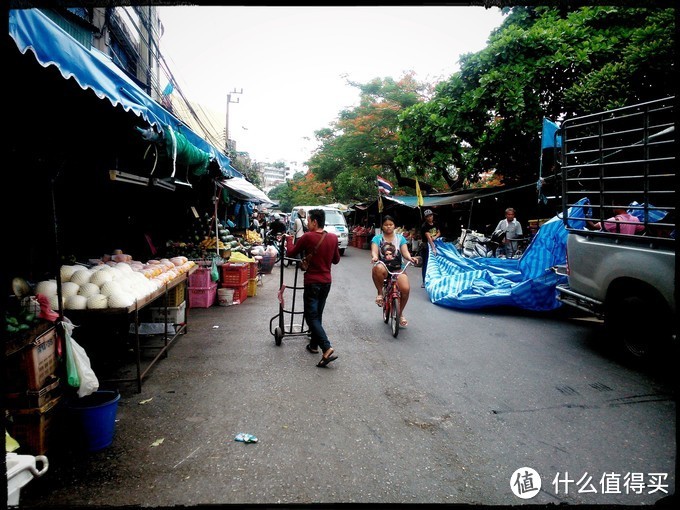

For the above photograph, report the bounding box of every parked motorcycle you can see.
[457,229,506,258]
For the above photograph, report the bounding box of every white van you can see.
[289,206,349,255]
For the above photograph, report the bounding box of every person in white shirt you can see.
[495,207,523,258]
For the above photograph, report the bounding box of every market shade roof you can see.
[373,187,505,209]
[8,8,241,179]
[218,178,274,206]
[325,202,348,211]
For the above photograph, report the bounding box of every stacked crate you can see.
[5,324,63,456]
[247,262,258,296]
[188,267,217,308]
[150,280,187,327]
[220,263,249,304]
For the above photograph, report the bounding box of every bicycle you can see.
[374,259,415,338]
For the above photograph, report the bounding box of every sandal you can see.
[375,295,384,307]
[399,317,408,328]
[317,348,338,367]
[306,344,319,354]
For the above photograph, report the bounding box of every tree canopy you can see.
[272,5,675,205]
[397,5,676,186]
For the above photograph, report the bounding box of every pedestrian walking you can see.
[285,208,341,367]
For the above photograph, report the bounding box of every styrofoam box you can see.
[128,323,176,336]
[149,301,186,324]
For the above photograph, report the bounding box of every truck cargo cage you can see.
[560,96,675,242]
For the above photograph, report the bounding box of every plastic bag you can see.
[64,327,80,389]
[71,335,99,398]
[62,319,99,397]
[211,257,219,282]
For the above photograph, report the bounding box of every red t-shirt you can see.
[286,230,340,284]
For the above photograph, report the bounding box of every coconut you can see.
[70,269,92,286]
[148,279,162,291]
[131,272,147,283]
[61,281,80,297]
[35,280,58,297]
[60,265,79,282]
[86,294,108,309]
[48,294,63,311]
[99,281,123,297]
[90,270,113,287]
[106,267,124,281]
[116,262,133,272]
[65,295,88,310]
[77,282,100,298]
[108,291,135,309]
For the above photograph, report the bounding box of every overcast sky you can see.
[157,6,506,165]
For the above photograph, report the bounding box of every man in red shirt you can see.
[286,209,341,367]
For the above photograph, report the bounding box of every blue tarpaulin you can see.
[9,8,242,180]
[424,198,590,311]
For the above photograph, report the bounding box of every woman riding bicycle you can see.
[371,215,420,328]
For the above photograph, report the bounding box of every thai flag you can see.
[377,175,392,194]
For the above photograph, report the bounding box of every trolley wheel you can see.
[274,327,283,346]
[391,297,401,338]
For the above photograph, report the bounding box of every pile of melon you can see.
[35,255,196,310]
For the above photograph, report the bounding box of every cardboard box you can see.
[5,326,58,392]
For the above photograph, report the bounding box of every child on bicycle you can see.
[370,215,420,328]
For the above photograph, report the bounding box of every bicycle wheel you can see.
[390,296,400,337]
[382,287,389,323]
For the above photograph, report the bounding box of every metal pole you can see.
[225,88,243,153]
[225,93,231,152]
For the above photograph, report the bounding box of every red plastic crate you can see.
[248,262,258,279]
[189,267,212,288]
[188,282,217,308]
[221,263,249,287]
[232,282,248,304]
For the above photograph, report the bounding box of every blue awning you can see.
[9,8,242,179]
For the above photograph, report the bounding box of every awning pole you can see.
[467,199,474,230]
[214,182,220,258]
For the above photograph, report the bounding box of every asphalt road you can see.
[17,246,676,506]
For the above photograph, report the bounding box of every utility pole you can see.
[225,88,243,153]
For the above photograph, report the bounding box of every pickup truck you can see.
[555,97,676,361]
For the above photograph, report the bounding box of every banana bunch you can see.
[245,229,262,244]
[199,237,227,250]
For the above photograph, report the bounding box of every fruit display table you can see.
[65,266,196,393]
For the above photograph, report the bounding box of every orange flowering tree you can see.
[306,73,432,203]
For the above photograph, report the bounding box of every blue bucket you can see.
[67,390,120,452]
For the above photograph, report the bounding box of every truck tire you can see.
[604,283,671,362]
